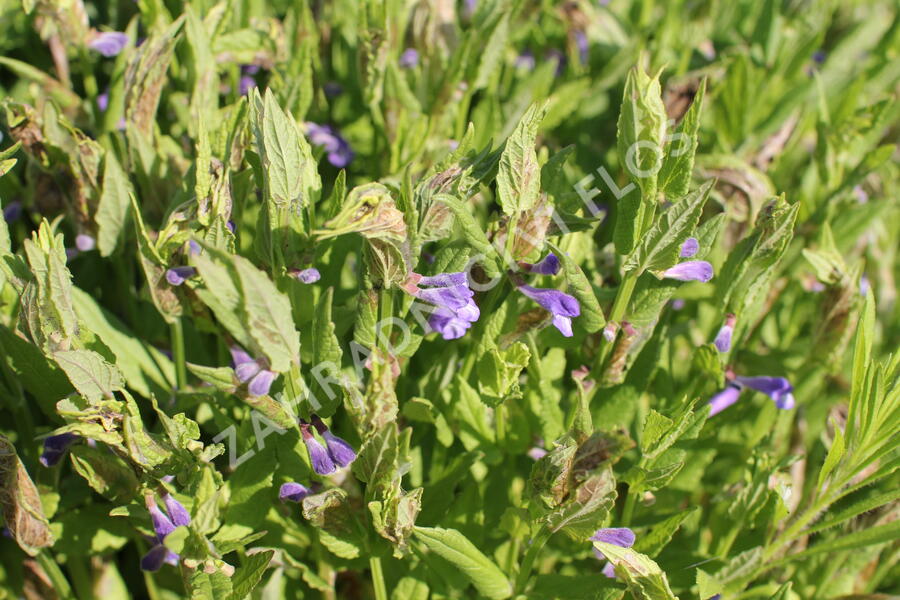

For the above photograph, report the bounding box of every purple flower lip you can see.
[162,494,191,528]
[575,30,589,64]
[97,92,109,112]
[517,284,580,337]
[230,347,276,397]
[89,31,129,57]
[663,260,713,282]
[279,482,312,503]
[515,50,536,71]
[310,416,356,467]
[527,447,547,460]
[305,123,353,168]
[2,201,22,223]
[708,384,741,416]
[166,266,197,286]
[399,48,419,68]
[290,267,321,284]
[141,497,184,571]
[520,253,560,276]
[39,432,80,467]
[679,237,699,258]
[709,376,795,415]
[411,272,480,340]
[239,75,256,96]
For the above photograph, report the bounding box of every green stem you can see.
[67,556,94,600]
[495,403,507,444]
[37,551,75,600]
[369,556,388,600]
[621,484,639,526]
[514,527,552,594]
[170,319,187,391]
[594,272,638,370]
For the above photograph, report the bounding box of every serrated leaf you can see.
[0,435,54,556]
[658,80,705,199]
[414,526,512,599]
[437,195,502,277]
[229,550,274,600]
[624,180,713,274]
[96,152,132,256]
[592,542,678,600]
[310,287,343,418]
[53,349,123,402]
[496,102,548,215]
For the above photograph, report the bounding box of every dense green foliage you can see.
[0,0,898,599]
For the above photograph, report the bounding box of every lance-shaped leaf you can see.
[129,195,183,322]
[69,445,139,503]
[228,550,275,600]
[52,349,123,403]
[121,391,172,469]
[624,180,713,275]
[592,541,678,600]
[434,195,501,277]
[124,17,184,136]
[545,467,617,540]
[232,254,300,372]
[0,435,54,556]
[413,526,512,599]
[614,64,668,255]
[22,222,80,349]
[96,151,132,256]
[658,80,706,199]
[309,287,344,418]
[496,102,548,215]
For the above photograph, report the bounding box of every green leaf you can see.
[232,253,301,372]
[229,550,274,600]
[437,195,502,277]
[52,349,123,403]
[592,542,678,600]
[310,287,344,418]
[96,152,132,257]
[496,102,548,215]
[786,519,900,561]
[808,488,900,535]
[624,180,713,274]
[658,80,705,199]
[413,526,512,599]
[633,509,697,557]
[69,445,139,503]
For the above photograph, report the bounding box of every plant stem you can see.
[67,556,94,600]
[37,551,75,600]
[170,318,187,391]
[514,527,552,594]
[595,272,638,370]
[370,556,388,600]
[621,484,639,526]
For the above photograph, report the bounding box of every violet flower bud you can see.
[521,253,560,275]
[734,376,795,410]
[162,494,191,528]
[279,482,312,503]
[302,425,336,475]
[708,384,741,416]
[75,234,96,252]
[590,527,636,578]
[290,267,321,284]
[39,433,79,467]
[2,201,22,223]
[305,123,354,168]
[713,314,736,353]
[230,347,276,397]
[662,260,713,282]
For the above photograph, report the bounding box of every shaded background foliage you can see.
[0,0,898,599]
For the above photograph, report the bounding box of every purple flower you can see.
[39,433,79,467]
[239,75,256,96]
[671,298,686,311]
[680,237,699,258]
[188,240,202,256]
[311,416,357,468]
[545,49,567,76]
[590,527,636,579]
[521,253,560,275]
[226,220,236,233]
[515,50,536,71]
[323,82,343,98]
[305,123,353,168]
[517,284,580,337]
[2,201,22,223]
[663,260,713,282]
[399,48,419,68]
[411,272,480,340]
[75,234,95,252]
[140,500,181,571]
[89,32,129,57]
[230,347,277,397]
[301,425,336,475]
[290,267,321,284]
[860,275,869,296]
[734,376,795,410]
[853,185,868,204]
[279,482,312,503]
[162,494,191,527]
[708,385,741,416]
[714,314,735,353]
[166,266,196,286]
[575,31,589,64]
[463,0,477,17]
[97,92,109,112]
[812,50,826,64]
